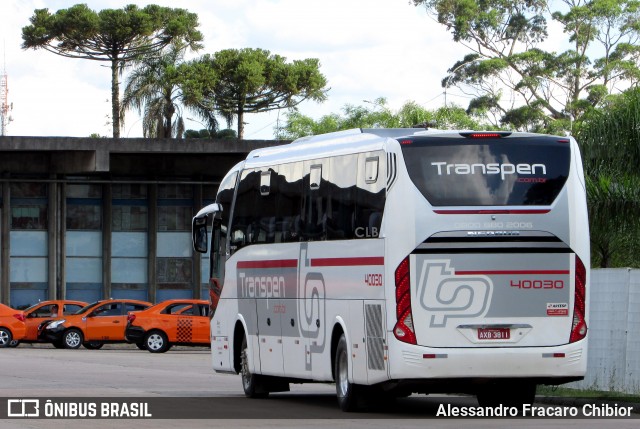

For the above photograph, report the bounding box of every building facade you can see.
[0,136,278,308]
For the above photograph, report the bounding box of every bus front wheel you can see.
[240,336,268,398]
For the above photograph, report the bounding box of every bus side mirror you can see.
[192,203,222,254]
[193,216,208,253]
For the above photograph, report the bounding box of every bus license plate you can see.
[477,328,510,340]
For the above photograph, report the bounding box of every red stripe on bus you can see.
[237,260,298,269]
[456,270,570,275]
[310,257,384,267]
[433,209,550,215]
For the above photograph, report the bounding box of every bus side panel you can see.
[301,239,386,382]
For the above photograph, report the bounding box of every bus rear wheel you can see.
[240,336,268,398]
[335,334,359,411]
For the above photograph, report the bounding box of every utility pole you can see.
[1,45,13,136]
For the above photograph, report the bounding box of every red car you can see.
[0,303,26,348]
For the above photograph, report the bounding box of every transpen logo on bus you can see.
[430,161,547,181]
[417,260,493,328]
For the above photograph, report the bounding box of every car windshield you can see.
[74,301,101,315]
[23,303,42,313]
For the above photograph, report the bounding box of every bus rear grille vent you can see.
[365,303,385,371]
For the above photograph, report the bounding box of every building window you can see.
[157,257,193,287]
[11,183,47,230]
[113,184,148,231]
[66,184,102,230]
[158,184,193,232]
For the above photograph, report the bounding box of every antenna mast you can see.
[1,44,12,136]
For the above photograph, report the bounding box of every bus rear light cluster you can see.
[569,255,587,343]
[394,257,416,345]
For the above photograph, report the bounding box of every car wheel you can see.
[9,340,20,348]
[0,328,13,348]
[335,334,358,411]
[240,335,268,398]
[136,343,147,351]
[145,331,170,353]
[63,329,83,349]
[52,341,65,349]
[83,341,104,350]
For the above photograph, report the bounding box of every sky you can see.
[1,0,471,139]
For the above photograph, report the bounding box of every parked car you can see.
[0,303,26,348]
[38,299,152,349]
[125,299,210,353]
[15,300,88,346]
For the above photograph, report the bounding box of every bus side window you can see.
[256,168,278,243]
[277,162,303,242]
[302,162,329,241]
[355,152,385,238]
[328,155,357,240]
[230,170,260,251]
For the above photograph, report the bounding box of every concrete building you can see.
[0,136,278,308]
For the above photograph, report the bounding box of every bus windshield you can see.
[401,136,570,206]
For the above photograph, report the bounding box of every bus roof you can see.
[243,128,574,168]
[244,128,428,167]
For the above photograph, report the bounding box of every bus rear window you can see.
[401,137,570,206]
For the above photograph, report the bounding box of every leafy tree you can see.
[22,4,203,138]
[184,129,211,138]
[277,98,491,140]
[122,45,206,138]
[412,0,640,132]
[576,88,640,267]
[183,128,237,139]
[180,48,328,139]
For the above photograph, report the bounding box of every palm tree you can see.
[121,45,218,138]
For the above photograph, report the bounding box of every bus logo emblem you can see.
[417,260,492,327]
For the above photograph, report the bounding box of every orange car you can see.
[38,299,151,349]
[18,300,88,344]
[125,299,210,353]
[0,303,26,348]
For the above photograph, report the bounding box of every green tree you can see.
[183,128,237,139]
[181,48,329,139]
[122,45,206,138]
[413,0,640,132]
[277,98,490,140]
[576,88,640,267]
[22,4,203,138]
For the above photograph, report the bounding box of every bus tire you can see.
[240,335,268,398]
[335,334,358,412]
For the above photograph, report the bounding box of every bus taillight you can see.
[569,255,587,343]
[394,257,416,345]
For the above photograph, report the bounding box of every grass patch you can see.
[538,385,640,402]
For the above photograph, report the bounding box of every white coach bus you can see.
[192,128,589,411]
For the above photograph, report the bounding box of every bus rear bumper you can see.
[386,341,587,384]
